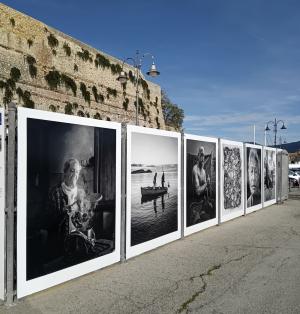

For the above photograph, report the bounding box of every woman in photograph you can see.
[247,148,261,207]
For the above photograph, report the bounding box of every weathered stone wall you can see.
[0,3,165,128]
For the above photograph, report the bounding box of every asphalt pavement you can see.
[1,189,300,314]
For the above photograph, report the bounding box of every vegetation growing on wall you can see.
[93,112,101,119]
[15,87,35,108]
[92,86,104,103]
[10,18,15,27]
[27,39,33,48]
[77,48,92,62]
[65,102,74,115]
[161,90,184,131]
[0,67,28,105]
[110,63,122,75]
[128,70,135,84]
[44,70,77,96]
[80,82,91,104]
[10,67,21,81]
[156,117,160,129]
[95,53,111,69]
[47,34,59,48]
[106,87,117,98]
[45,70,61,89]
[61,74,77,96]
[63,42,71,56]
[49,104,57,112]
[77,110,84,117]
[123,98,129,111]
[26,55,37,78]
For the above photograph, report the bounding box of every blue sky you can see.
[3,0,300,145]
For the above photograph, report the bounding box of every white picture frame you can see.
[219,139,244,223]
[0,108,5,300]
[17,108,121,298]
[184,134,219,236]
[263,146,277,207]
[244,143,263,214]
[126,125,181,259]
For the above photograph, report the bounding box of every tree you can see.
[161,90,184,131]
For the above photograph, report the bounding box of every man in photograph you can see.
[190,147,212,223]
[192,147,210,197]
[47,158,86,255]
[247,148,261,207]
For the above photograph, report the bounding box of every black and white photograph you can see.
[185,136,217,232]
[17,108,121,297]
[246,145,262,211]
[264,148,276,204]
[220,140,244,223]
[126,126,181,259]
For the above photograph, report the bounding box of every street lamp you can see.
[117,50,160,125]
[265,118,287,146]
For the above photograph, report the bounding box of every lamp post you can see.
[265,118,287,147]
[117,50,160,126]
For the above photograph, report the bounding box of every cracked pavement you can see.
[1,191,300,314]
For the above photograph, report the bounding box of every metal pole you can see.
[135,73,139,126]
[274,118,277,147]
[135,50,140,126]
[120,123,127,262]
[5,102,16,305]
[264,125,266,146]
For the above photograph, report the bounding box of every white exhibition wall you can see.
[219,139,244,223]
[17,108,121,298]
[126,125,181,259]
[184,134,219,236]
[0,106,284,299]
[0,108,5,300]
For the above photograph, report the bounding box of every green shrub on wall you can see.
[80,83,91,104]
[47,34,59,48]
[95,53,111,69]
[45,70,61,89]
[26,55,37,78]
[63,42,71,56]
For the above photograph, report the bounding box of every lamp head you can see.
[281,123,287,130]
[265,125,271,131]
[147,62,160,77]
[117,70,128,84]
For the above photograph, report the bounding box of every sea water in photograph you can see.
[130,132,178,246]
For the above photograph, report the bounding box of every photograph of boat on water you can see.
[17,108,121,298]
[126,125,181,259]
[184,134,218,236]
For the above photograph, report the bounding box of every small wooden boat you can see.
[141,186,168,196]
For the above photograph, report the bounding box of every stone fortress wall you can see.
[0,3,165,128]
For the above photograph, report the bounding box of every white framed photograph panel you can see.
[126,125,181,259]
[263,147,277,207]
[245,144,263,214]
[17,108,121,298]
[0,108,5,300]
[184,134,218,236]
[219,139,244,223]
